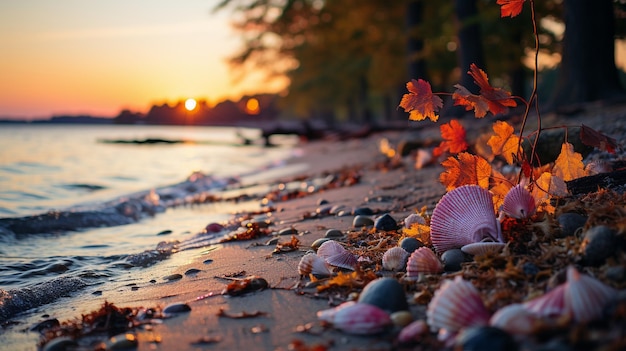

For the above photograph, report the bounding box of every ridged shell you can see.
[331,302,392,335]
[522,284,567,318]
[297,253,331,277]
[430,185,502,254]
[426,276,491,333]
[489,303,542,335]
[316,240,346,260]
[404,213,426,228]
[382,247,409,271]
[406,247,443,277]
[325,251,358,270]
[461,242,505,256]
[398,320,428,343]
[502,184,536,219]
[317,301,356,323]
[564,266,617,323]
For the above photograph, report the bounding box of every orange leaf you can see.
[496,0,526,18]
[487,120,521,164]
[453,64,517,117]
[553,142,586,181]
[531,172,568,215]
[433,119,468,157]
[400,79,443,122]
[439,152,492,191]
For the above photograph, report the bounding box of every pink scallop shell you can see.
[522,284,567,318]
[382,247,409,271]
[297,253,331,277]
[404,213,426,229]
[502,184,536,219]
[564,266,617,323]
[406,247,443,277]
[325,251,358,270]
[430,185,502,254]
[330,302,392,335]
[489,303,543,335]
[317,301,356,323]
[426,276,491,333]
[460,241,505,256]
[398,319,428,343]
[316,240,346,259]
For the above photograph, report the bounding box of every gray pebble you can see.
[399,237,423,253]
[581,226,617,266]
[358,277,409,314]
[184,268,201,275]
[325,229,344,238]
[316,205,333,215]
[163,302,192,314]
[163,273,183,281]
[278,227,298,236]
[353,215,374,228]
[354,207,374,216]
[441,249,466,272]
[374,213,397,231]
[557,213,587,237]
[311,238,332,251]
[329,205,346,215]
[336,210,351,217]
[606,266,626,283]
[317,198,329,205]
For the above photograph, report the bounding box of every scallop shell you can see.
[297,253,331,278]
[564,265,617,323]
[317,301,356,323]
[316,240,346,260]
[426,276,491,333]
[330,302,392,335]
[522,284,567,318]
[460,241,505,256]
[404,213,426,229]
[317,240,357,270]
[430,185,502,254]
[398,319,428,343]
[382,247,409,271]
[489,303,543,335]
[502,184,536,219]
[406,247,443,277]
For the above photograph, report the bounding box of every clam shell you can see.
[325,251,358,270]
[382,247,409,271]
[426,276,490,333]
[317,301,356,323]
[331,302,392,335]
[522,284,566,318]
[406,247,443,277]
[564,266,617,323]
[404,213,426,228]
[502,184,536,219]
[460,241,505,256]
[297,253,331,277]
[430,185,502,254]
[489,303,542,335]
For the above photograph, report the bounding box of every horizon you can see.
[0,1,287,121]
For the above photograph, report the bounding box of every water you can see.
[0,124,307,326]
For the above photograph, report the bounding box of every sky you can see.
[0,1,286,120]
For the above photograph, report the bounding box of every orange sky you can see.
[0,1,286,120]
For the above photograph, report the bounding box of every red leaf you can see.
[579,124,617,154]
[433,119,468,157]
[453,64,517,117]
[399,79,444,122]
[497,0,525,18]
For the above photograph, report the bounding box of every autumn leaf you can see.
[553,142,587,181]
[453,64,517,118]
[531,172,568,215]
[579,124,618,154]
[400,79,444,122]
[497,0,526,18]
[439,152,492,191]
[433,119,468,157]
[402,223,431,246]
[487,120,521,164]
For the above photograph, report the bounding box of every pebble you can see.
[336,210,351,217]
[316,205,333,215]
[184,268,201,275]
[358,277,409,314]
[522,262,539,277]
[265,237,280,245]
[205,223,224,233]
[353,215,374,228]
[311,238,332,251]
[580,225,618,266]
[354,207,374,216]
[163,302,192,314]
[456,326,518,351]
[107,333,138,350]
[157,229,173,236]
[390,310,413,327]
[329,204,346,215]
[399,237,423,253]
[441,249,466,272]
[42,337,78,351]
[203,259,214,264]
[374,213,398,231]
[163,273,183,281]
[317,198,329,206]
[278,227,298,236]
[29,318,60,333]
[325,229,344,238]
[557,213,587,237]
[605,266,626,283]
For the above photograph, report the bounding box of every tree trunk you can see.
[455,0,485,94]
[549,0,625,109]
[406,0,427,80]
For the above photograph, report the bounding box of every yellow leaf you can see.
[531,172,568,215]
[439,152,492,191]
[402,223,431,246]
[553,142,586,181]
[487,120,520,164]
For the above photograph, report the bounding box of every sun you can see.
[184,98,197,111]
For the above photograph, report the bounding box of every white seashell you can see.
[398,319,428,343]
[460,241,505,256]
[502,184,536,219]
[317,301,356,323]
[406,247,443,278]
[489,303,543,335]
[430,185,502,254]
[330,302,392,335]
[564,266,617,323]
[426,276,491,333]
[297,253,331,278]
[382,247,409,271]
[325,251,358,270]
[404,213,426,228]
[316,240,346,260]
[522,284,567,319]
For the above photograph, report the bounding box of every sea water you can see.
[0,124,307,328]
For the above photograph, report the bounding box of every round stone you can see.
[311,238,332,251]
[43,337,78,351]
[456,326,518,351]
[357,277,409,314]
[390,310,413,327]
[441,249,466,272]
[354,207,374,216]
[580,225,618,266]
[163,273,183,281]
[324,229,344,238]
[399,237,423,253]
[317,198,329,206]
[329,204,346,215]
[374,213,398,231]
[184,268,201,275]
[163,302,192,314]
[278,227,298,236]
[557,213,587,237]
[353,215,374,228]
[316,204,333,215]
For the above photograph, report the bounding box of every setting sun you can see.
[245,98,260,114]
[184,98,197,111]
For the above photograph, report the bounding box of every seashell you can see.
[430,185,502,254]
[317,301,356,323]
[406,247,443,278]
[461,241,505,256]
[404,213,426,228]
[502,184,536,219]
[382,247,409,271]
[426,276,490,333]
[564,265,617,323]
[522,284,567,318]
[325,251,358,270]
[316,240,346,260]
[297,253,331,278]
[398,319,428,343]
[330,302,392,335]
[489,303,543,335]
